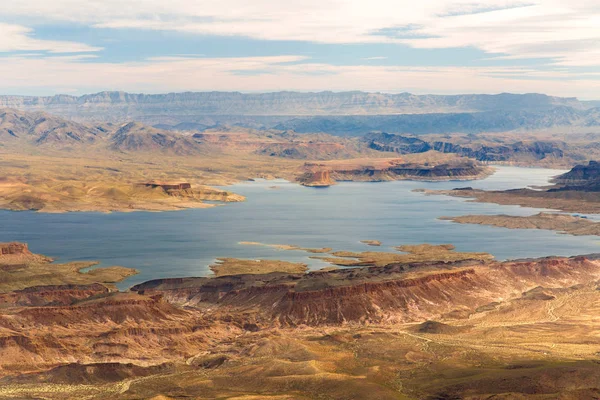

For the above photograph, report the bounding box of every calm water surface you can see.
[1,166,599,289]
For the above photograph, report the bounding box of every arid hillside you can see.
[2,242,600,399]
[0,108,499,213]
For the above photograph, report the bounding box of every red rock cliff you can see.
[0,242,30,256]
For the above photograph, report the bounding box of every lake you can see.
[1,166,599,290]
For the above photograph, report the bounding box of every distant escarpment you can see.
[273,107,600,136]
[296,155,492,187]
[0,91,588,121]
[2,91,600,136]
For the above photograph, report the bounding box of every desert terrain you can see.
[3,98,600,399]
[2,241,600,399]
[3,0,600,394]
[0,108,496,213]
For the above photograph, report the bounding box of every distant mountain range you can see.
[2,107,598,166]
[1,91,599,135]
[0,108,370,159]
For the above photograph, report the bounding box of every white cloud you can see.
[362,57,388,60]
[3,0,600,66]
[0,23,101,53]
[1,1,600,96]
[0,55,598,99]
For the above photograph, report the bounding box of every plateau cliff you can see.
[1,91,598,134]
[296,156,492,186]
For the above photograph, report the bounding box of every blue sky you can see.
[0,1,599,98]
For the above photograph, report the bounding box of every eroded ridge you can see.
[2,242,600,399]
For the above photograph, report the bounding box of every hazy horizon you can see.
[0,89,597,102]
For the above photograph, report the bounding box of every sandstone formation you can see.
[1,242,30,256]
[296,155,493,187]
[239,241,333,253]
[296,168,335,187]
[0,242,52,265]
[420,186,600,214]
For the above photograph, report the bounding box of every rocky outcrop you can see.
[0,243,136,293]
[193,187,246,202]
[431,140,565,162]
[296,169,335,187]
[131,254,600,326]
[364,132,432,154]
[141,182,192,191]
[0,242,52,265]
[552,161,600,191]
[297,158,492,185]
[0,284,109,307]
[0,242,30,256]
[363,132,566,163]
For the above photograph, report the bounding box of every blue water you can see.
[1,166,599,290]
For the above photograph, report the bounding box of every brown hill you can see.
[0,108,103,147]
[110,122,203,155]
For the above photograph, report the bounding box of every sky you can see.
[1,0,599,99]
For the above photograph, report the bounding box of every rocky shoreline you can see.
[440,212,600,236]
